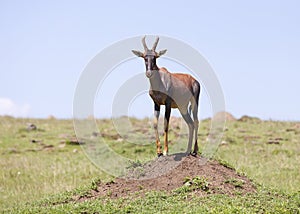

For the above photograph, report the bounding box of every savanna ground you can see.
[0,114,300,213]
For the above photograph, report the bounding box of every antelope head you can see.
[132,36,167,78]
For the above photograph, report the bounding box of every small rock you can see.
[92,132,100,137]
[220,141,227,146]
[116,138,124,142]
[27,123,37,131]
[58,143,66,148]
[31,139,42,144]
[42,144,54,149]
[267,141,280,145]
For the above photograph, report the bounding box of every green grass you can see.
[0,117,110,210]
[6,186,300,213]
[175,176,210,194]
[1,116,300,212]
[216,120,300,192]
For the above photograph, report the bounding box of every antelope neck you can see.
[149,68,166,91]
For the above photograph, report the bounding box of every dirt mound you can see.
[77,155,256,201]
[213,112,236,122]
[238,115,261,122]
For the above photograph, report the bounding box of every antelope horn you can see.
[152,37,159,51]
[142,36,148,51]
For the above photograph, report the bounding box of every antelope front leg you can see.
[163,102,171,156]
[154,103,162,156]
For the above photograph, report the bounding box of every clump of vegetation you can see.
[90,178,102,191]
[217,159,235,170]
[175,176,210,194]
[127,160,143,168]
[224,178,245,188]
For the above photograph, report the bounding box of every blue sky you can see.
[0,0,299,120]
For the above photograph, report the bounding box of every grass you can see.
[1,116,300,212]
[224,178,245,188]
[5,186,300,213]
[0,117,110,210]
[215,119,300,192]
[175,176,210,194]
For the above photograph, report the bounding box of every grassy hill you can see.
[1,116,299,213]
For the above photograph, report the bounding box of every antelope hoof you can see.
[190,151,198,157]
[185,150,192,156]
[157,153,163,157]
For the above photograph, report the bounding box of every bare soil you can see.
[77,154,256,202]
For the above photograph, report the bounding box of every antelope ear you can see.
[132,50,144,57]
[157,49,167,58]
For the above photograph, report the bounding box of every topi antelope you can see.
[132,36,201,157]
